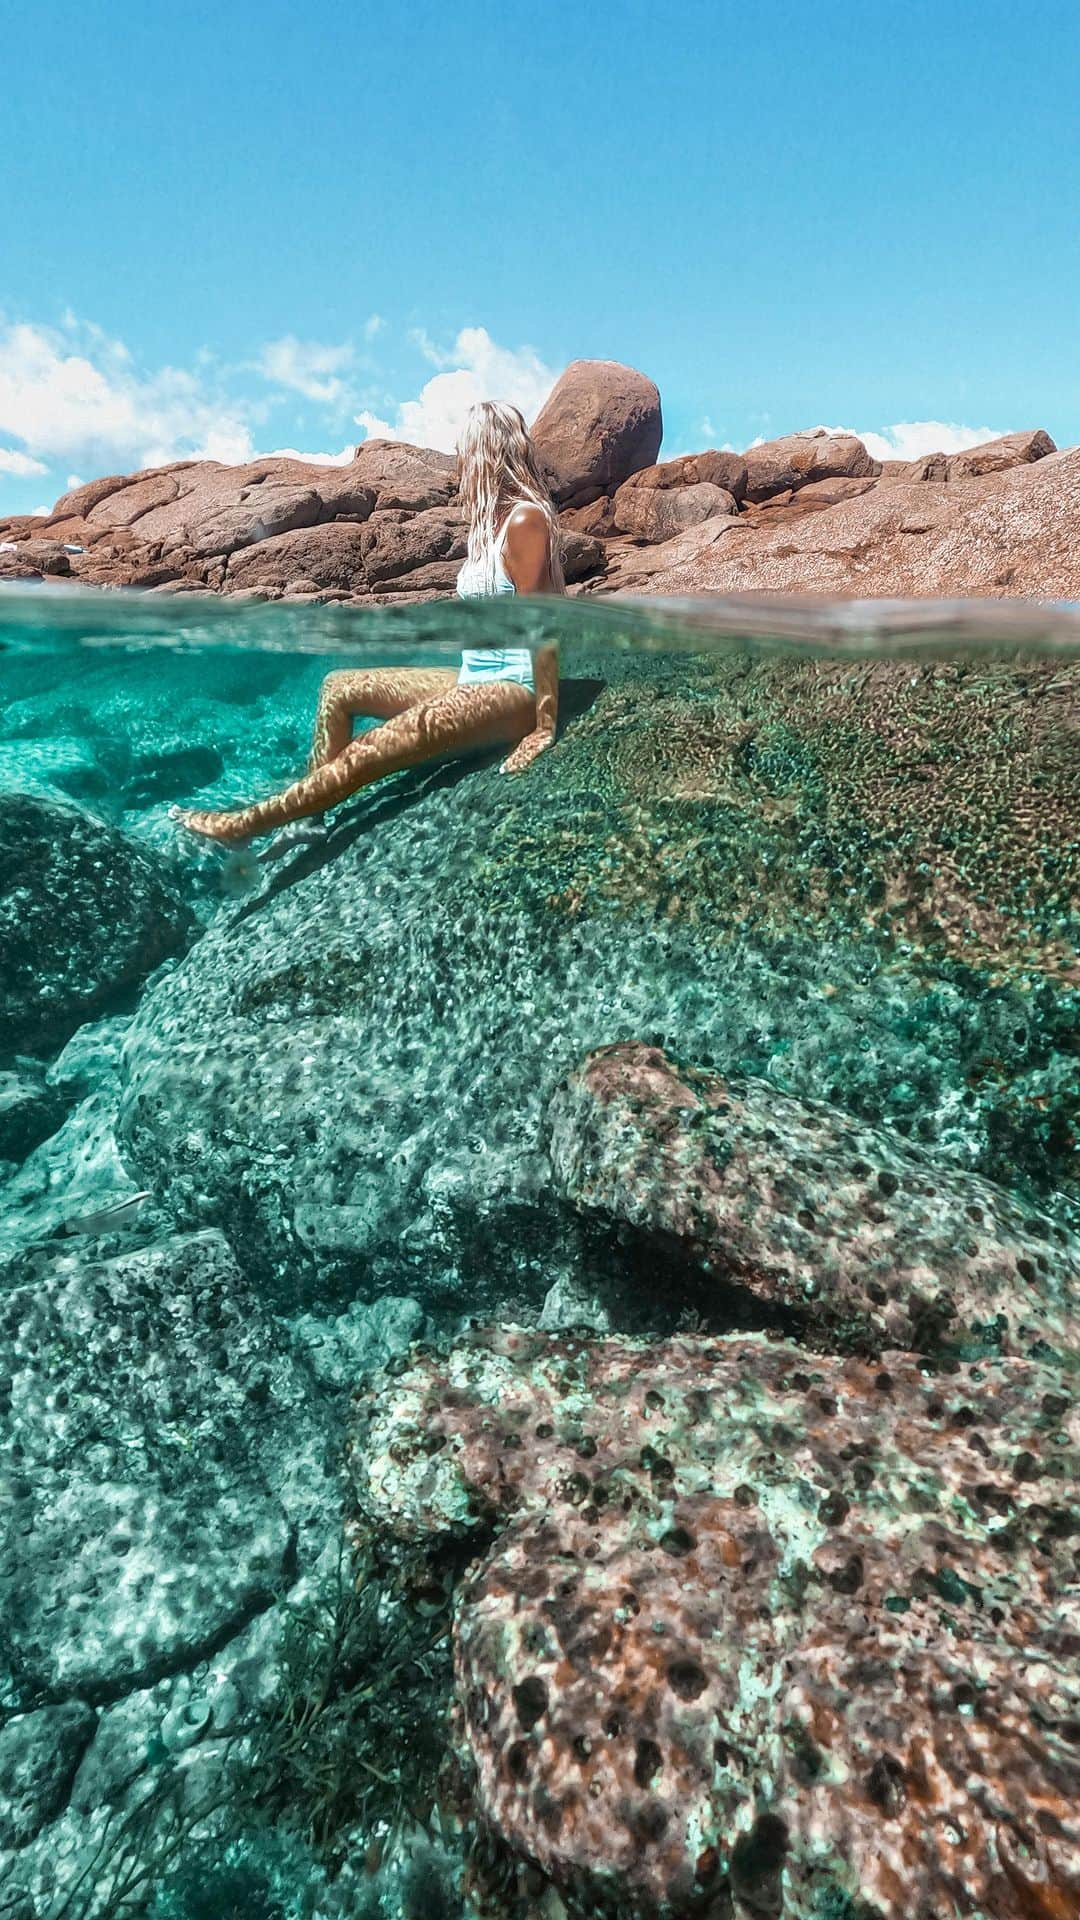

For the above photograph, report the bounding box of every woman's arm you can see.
[501,642,559,774]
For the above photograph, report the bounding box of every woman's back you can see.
[456,511,535,690]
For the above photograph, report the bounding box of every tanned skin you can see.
[171,501,560,844]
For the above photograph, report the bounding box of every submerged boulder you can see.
[0,1066,68,1163]
[348,1325,1080,1919]
[547,1042,1080,1362]
[0,792,193,1058]
[0,1230,338,1708]
[117,655,1079,1312]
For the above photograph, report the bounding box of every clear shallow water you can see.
[0,588,1078,1919]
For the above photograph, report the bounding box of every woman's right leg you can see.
[309,668,459,769]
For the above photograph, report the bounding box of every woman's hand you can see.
[500,729,554,775]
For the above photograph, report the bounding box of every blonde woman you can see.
[172,401,564,844]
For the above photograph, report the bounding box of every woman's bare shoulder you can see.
[505,500,549,531]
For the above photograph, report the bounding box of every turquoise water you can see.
[0,587,1078,1919]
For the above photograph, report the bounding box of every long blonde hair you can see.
[455,400,566,594]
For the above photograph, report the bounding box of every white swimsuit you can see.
[455,513,535,692]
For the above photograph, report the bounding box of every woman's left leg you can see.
[175,682,537,843]
[308,667,459,769]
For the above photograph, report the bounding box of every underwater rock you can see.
[0,1066,67,1163]
[0,1229,338,1709]
[117,655,1079,1311]
[0,1701,97,1848]
[0,791,193,1057]
[547,1042,1080,1361]
[348,1324,1080,1918]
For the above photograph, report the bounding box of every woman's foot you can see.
[168,805,253,846]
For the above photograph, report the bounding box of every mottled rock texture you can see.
[547,1042,1080,1363]
[0,1230,337,1709]
[0,1702,97,1848]
[0,791,192,1057]
[0,1067,67,1162]
[349,1324,1080,1919]
[116,653,1079,1310]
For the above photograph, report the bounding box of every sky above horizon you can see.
[2,0,1079,516]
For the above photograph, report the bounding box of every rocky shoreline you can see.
[3,358,1078,604]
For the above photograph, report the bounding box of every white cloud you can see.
[824,420,1001,462]
[0,317,255,476]
[256,336,355,405]
[0,447,47,477]
[356,325,559,451]
[363,313,384,339]
[265,444,357,466]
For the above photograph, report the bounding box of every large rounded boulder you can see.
[0,792,193,1057]
[531,359,663,507]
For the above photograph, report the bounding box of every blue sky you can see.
[2,0,1079,515]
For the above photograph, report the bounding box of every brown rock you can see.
[225,523,370,595]
[187,484,324,560]
[595,445,1080,599]
[881,453,950,483]
[947,428,1056,477]
[0,514,50,541]
[611,480,737,542]
[0,540,71,578]
[560,528,605,583]
[742,429,879,503]
[350,439,457,510]
[360,506,466,584]
[530,360,662,506]
[559,498,615,538]
[86,470,184,528]
[376,559,464,594]
[49,473,144,520]
[618,449,749,501]
[758,474,880,513]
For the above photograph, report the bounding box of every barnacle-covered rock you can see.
[348,1327,1080,1917]
[547,1042,1080,1363]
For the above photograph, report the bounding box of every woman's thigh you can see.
[410,680,537,754]
[321,665,459,720]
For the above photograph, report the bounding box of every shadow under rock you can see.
[224,676,606,927]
